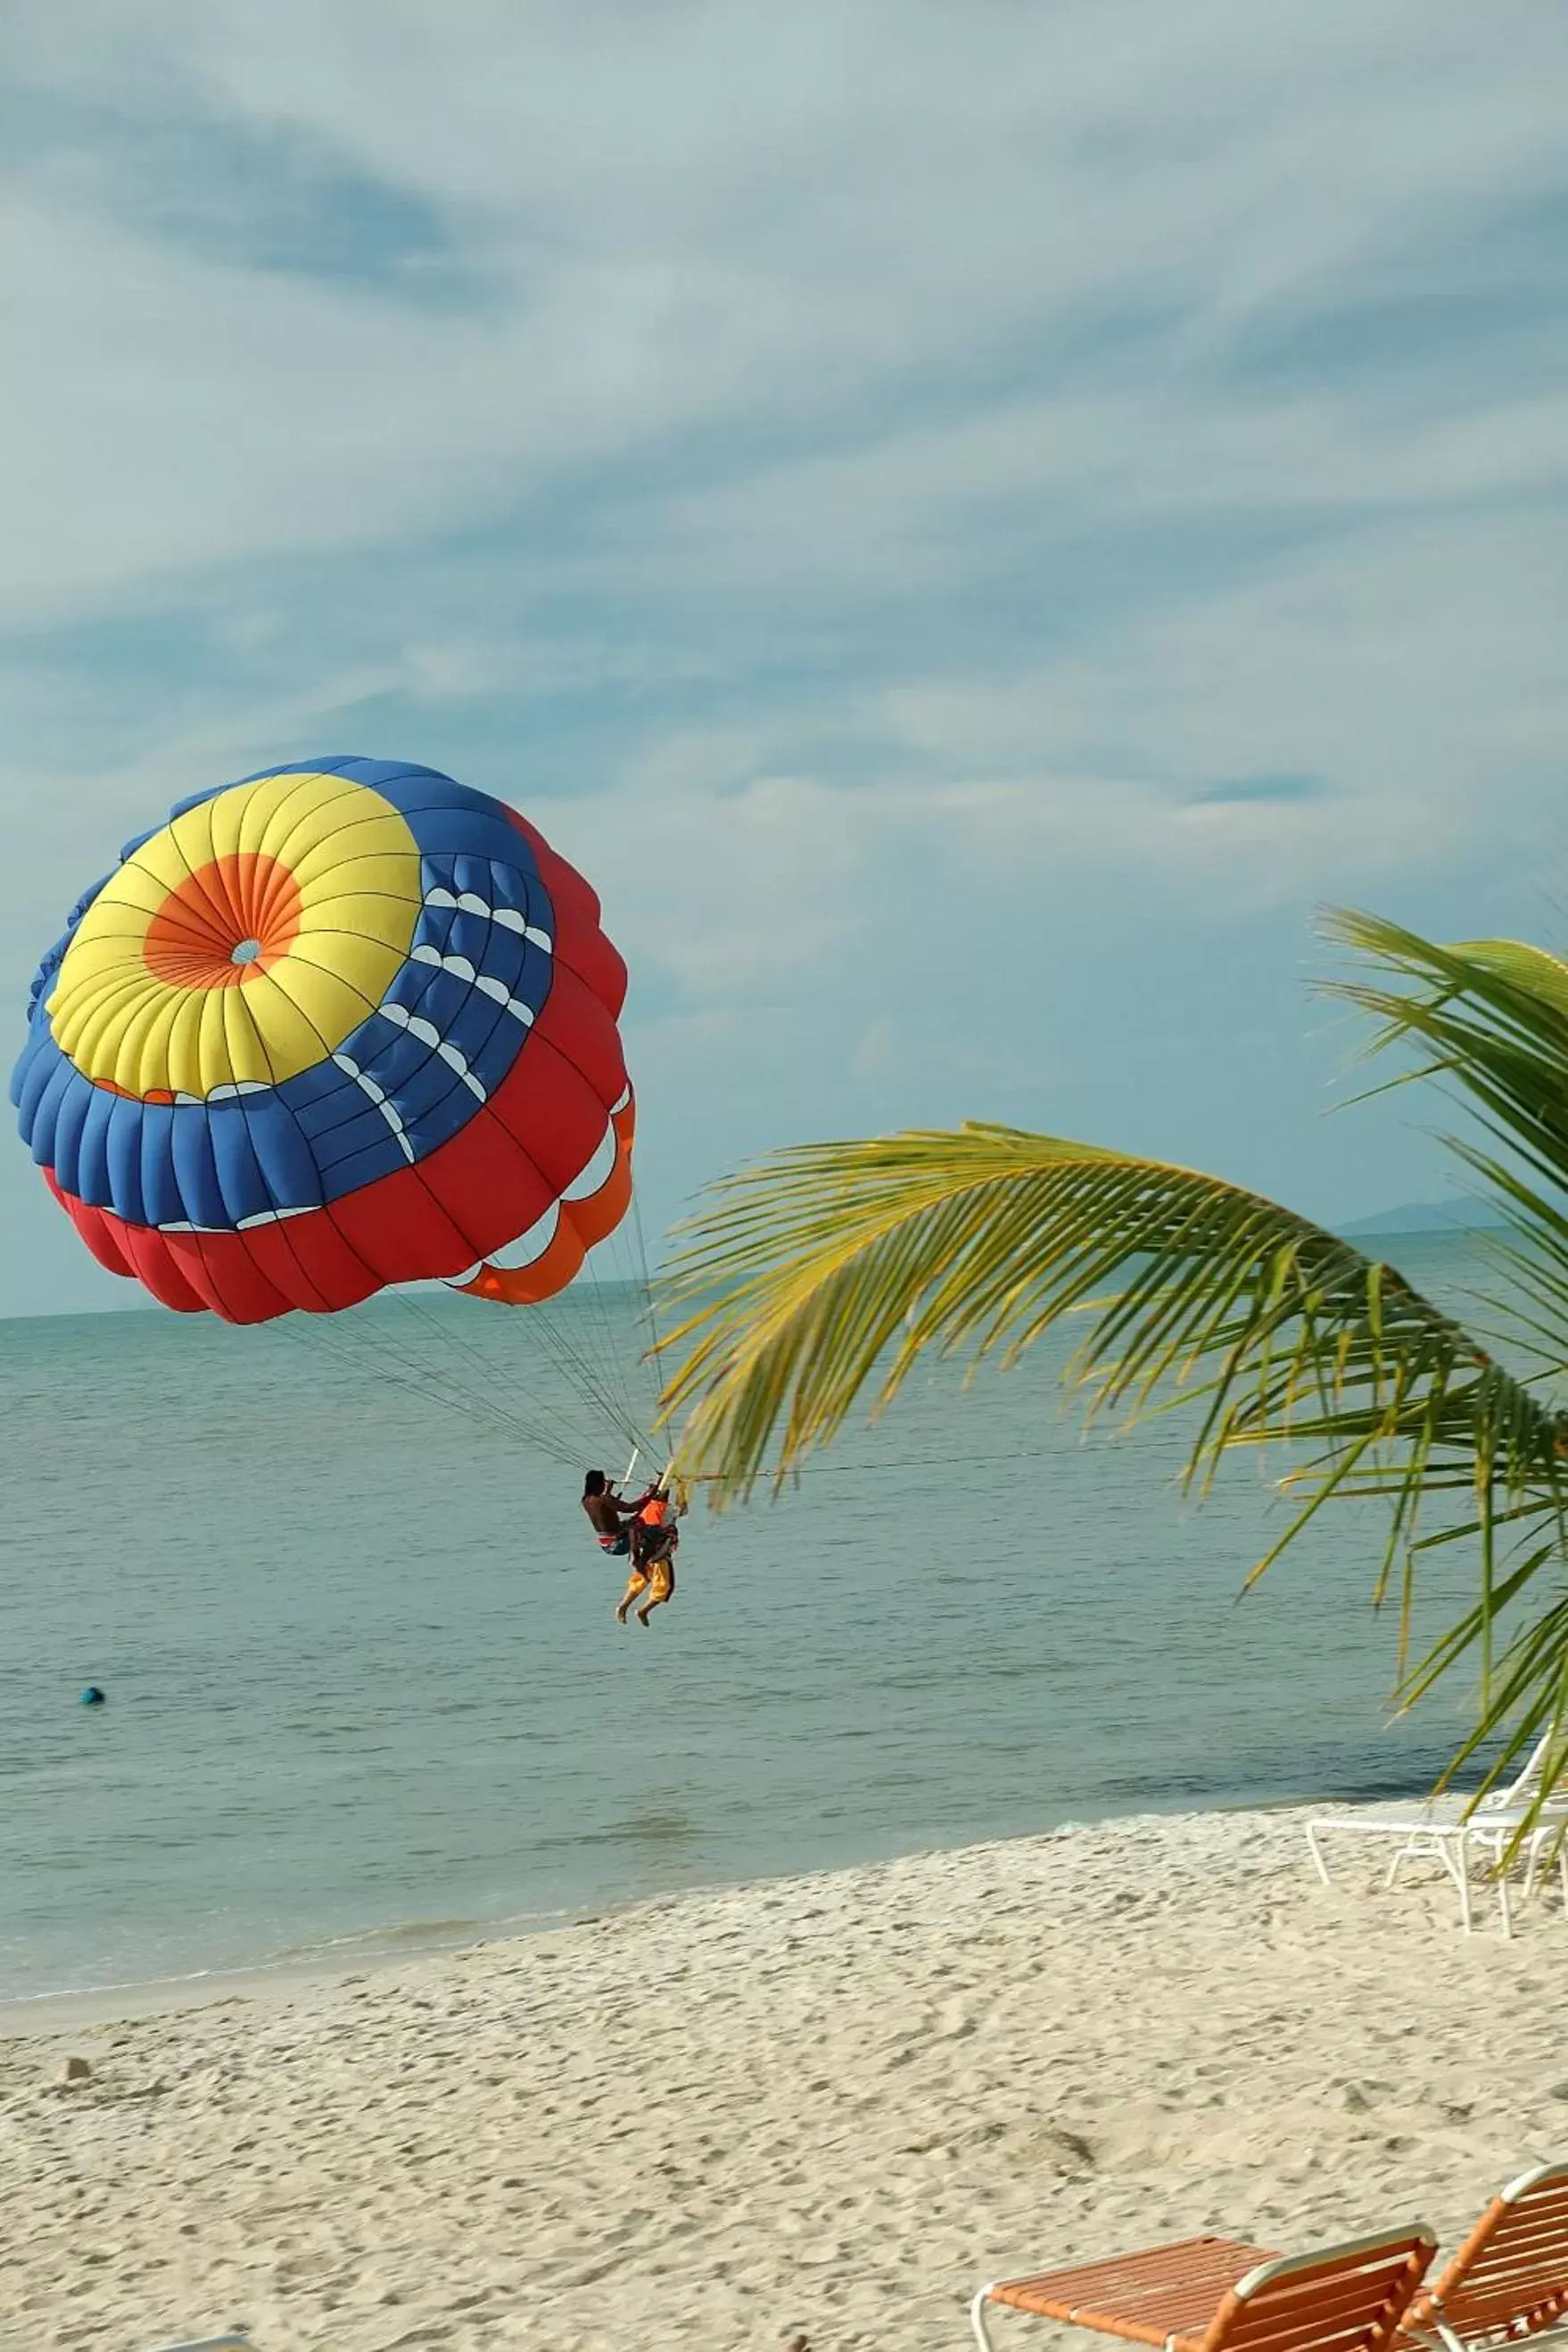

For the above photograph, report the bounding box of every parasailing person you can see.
[615,1482,682,1627]
[581,1466,658,1558]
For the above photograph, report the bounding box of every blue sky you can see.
[4,1,1568,1316]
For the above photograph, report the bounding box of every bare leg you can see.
[616,1564,648,1623]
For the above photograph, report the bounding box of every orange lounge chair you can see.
[970,2224,1437,2352]
[1400,2163,1568,2352]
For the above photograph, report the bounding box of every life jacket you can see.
[639,1494,668,1526]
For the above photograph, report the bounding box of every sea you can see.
[0,1231,1506,2005]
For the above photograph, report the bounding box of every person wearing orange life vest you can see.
[582,1468,658,1556]
[615,1485,680,1627]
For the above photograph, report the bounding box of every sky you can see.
[3,0,1567,1316]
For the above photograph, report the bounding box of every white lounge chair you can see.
[1306,1733,1568,1935]
[144,2339,251,2351]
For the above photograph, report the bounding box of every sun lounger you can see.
[1400,2162,1568,2351]
[970,2223,1437,2352]
[1306,1735,1568,1935]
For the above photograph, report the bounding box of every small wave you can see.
[276,1915,484,1960]
[0,1962,230,2007]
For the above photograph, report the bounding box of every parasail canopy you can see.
[12,756,635,1328]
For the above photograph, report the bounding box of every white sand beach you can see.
[3,1805,1564,2352]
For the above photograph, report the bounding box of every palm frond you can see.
[658,912,1568,1789]
[661,1122,1553,1488]
[1324,910,1568,1392]
[1325,914,1568,1234]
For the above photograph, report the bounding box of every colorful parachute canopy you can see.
[11,757,633,1325]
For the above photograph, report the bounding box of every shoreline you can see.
[0,1788,1372,2039]
[4,1800,1559,2348]
[0,1780,1456,2034]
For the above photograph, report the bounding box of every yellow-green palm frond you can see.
[660,1125,1549,1496]
[1325,913,1568,1135]
[658,912,1568,1797]
[1325,910,1568,1390]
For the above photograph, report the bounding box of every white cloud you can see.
[4,1,1566,1311]
[4,1,1567,619]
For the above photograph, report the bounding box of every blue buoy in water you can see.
[79,1686,105,1706]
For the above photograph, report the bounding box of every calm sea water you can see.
[0,1234,1501,2001]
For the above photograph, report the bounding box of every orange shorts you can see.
[621,1554,674,1605]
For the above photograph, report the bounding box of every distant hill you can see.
[1341,1199,1506,1238]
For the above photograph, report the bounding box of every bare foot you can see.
[615,1603,631,1623]
[636,1607,653,1627]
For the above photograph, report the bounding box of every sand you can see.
[3,1804,1565,2352]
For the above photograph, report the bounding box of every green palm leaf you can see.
[659,911,1568,1800]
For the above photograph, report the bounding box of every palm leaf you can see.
[1325,911,1568,1392]
[658,914,1568,1794]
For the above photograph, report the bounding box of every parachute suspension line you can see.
[627,1187,674,1475]
[492,1284,645,1457]
[500,1194,664,1462]
[539,1105,664,1455]
[398,1272,597,1455]
[627,1207,670,1468]
[561,1238,661,1461]
[292,1204,580,1459]
[545,1195,655,1444]
[376,1287,592,1465]
[463,1292,647,1469]
[269,1275,557,1457]
[457,1216,636,1451]
[403,1185,648,1461]
[633,1187,668,1402]
[268,1300,582,1463]
[383,1261,628,1466]
[575,1266,638,1433]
